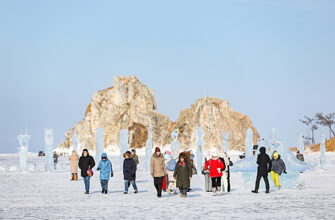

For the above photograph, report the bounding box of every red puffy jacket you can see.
[204,158,225,177]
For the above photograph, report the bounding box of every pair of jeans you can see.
[255,173,270,191]
[100,180,109,191]
[211,177,222,188]
[154,177,164,196]
[124,180,138,192]
[83,176,90,192]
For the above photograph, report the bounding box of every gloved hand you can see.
[111,173,114,177]
[97,168,100,171]
[283,171,287,174]
[217,168,221,173]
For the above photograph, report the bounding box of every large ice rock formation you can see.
[59,76,173,152]
[59,76,259,153]
[174,97,259,151]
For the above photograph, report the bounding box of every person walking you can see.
[270,151,287,190]
[165,151,177,194]
[123,151,138,194]
[131,149,140,165]
[202,158,212,192]
[97,152,113,194]
[53,151,59,170]
[174,153,192,198]
[204,150,225,196]
[78,149,95,194]
[252,147,272,194]
[150,147,166,198]
[68,150,79,181]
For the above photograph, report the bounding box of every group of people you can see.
[252,147,287,193]
[202,150,233,196]
[67,146,288,197]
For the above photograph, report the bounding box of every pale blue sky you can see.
[0,0,334,153]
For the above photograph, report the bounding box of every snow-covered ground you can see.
[0,153,334,219]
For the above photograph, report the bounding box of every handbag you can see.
[87,167,94,177]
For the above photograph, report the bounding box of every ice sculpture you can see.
[170,129,180,158]
[45,129,54,172]
[221,132,229,153]
[95,128,105,164]
[17,130,31,172]
[320,134,326,170]
[245,128,254,158]
[269,128,279,154]
[233,128,311,189]
[145,122,153,172]
[119,129,129,171]
[72,131,81,155]
[195,127,205,172]
[297,133,304,153]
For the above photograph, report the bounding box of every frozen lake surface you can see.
[0,153,334,219]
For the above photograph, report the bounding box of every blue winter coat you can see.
[123,158,137,181]
[97,153,113,180]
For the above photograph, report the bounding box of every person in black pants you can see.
[252,147,272,194]
[227,157,233,192]
[150,147,166,198]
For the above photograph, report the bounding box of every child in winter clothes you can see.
[174,153,192,198]
[271,151,287,190]
[202,158,212,192]
[97,153,113,194]
[204,150,225,196]
[165,152,177,194]
[123,151,138,194]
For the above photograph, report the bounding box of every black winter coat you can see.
[123,158,137,181]
[256,153,272,176]
[78,155,95,177]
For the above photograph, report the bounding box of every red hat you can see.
[165,151,171,155]
[155,147,161,153]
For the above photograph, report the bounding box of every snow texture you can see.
[0,153,335,220]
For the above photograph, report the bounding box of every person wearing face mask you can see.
[78,149,95,194]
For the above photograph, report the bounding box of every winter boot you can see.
[251,190,258,194]
[277,186,281,190]
[265,190,270,194]
[74,173,78,181]
[124,192,128,194]
[134,190,138,194]
[212,188,217,196]
[71,174,74,181]
[105,190,108,194]
[216,187,222,196]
